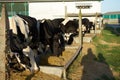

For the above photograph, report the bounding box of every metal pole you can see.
[78,8,82,46]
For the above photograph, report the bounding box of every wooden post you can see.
[64,5,67,19]
[78,8,82,46]
[95,12,98,33]
[0,3,10,80]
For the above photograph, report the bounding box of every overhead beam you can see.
[0,0,103,2]
[67,13,103,17]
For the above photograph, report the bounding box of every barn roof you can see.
[104,11,120,15]
[0,0,103,2]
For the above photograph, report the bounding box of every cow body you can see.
[38,19,65,56]
[9,14,39,72]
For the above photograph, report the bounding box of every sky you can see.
[101,0,120,13]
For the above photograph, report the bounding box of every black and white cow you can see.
[38,19,65,56]
[82,18,95,34]
[9,14,39,72]
[60,18,79,45]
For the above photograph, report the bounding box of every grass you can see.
[93,25,120,79]
[101,27,120,43]
[67,52,81,74]
[116,27,120,33]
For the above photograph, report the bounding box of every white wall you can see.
[29,1,101,19]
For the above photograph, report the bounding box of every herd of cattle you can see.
[7,14,95,72]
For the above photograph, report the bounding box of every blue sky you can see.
[101,0,120,13]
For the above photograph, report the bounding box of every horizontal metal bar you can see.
[63,45,82,69]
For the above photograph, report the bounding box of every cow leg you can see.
[53,34,63,56]
[23,46,39,73]
[52,35,59,56]
[37,42,44,54]
[59,33,65,51]
[53,41,59,56]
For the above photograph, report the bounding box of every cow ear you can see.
[41,19,45,23]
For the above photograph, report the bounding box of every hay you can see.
[38,43,79,66]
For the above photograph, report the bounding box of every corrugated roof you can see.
[0,0,103,2]
[104,11,120,15]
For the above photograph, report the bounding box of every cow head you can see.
[61,19,79,45]
[8,51,30,71]
[22,46,39,72]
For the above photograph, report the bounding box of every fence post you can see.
[78,8,82,46]
[0,3,10,80]
[95,12,98,33]
[65,5,67,19]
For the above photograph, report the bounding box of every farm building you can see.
[0,0,102,21]
[103,11,120,24]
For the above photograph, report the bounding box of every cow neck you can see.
[37,20,40,41]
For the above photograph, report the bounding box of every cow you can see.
[38,19,65,56]
[89,21,95,31]
[60,18,79,45]
[82,18,95,34]
[8,14,39,72]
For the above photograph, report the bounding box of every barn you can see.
[0,0,102,20]
[0,0,103,32]
[103,11,120,24]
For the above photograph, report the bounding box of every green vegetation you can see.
[93,25,120,79]
[67,52,82,74]
[101,26,120,43]
[116,27,120,33]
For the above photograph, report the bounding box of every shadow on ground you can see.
[81,48,115,80]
